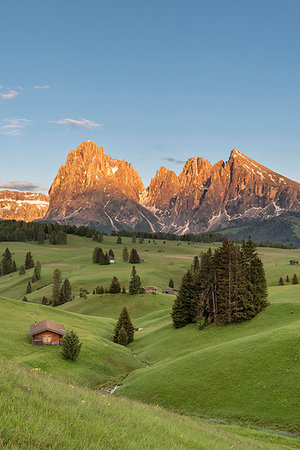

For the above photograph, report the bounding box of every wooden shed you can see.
[289,260,299,265]
[162,287,178,295]
[30,320,66,346]
[141,286,158,295]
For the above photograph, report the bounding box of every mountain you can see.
[43,141,300,234]
[44,141,160,233]
[0,190,49,222]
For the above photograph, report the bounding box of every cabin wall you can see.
[32,331,62,345]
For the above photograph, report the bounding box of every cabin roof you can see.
[142,286,158,290]
[30,320,66,336]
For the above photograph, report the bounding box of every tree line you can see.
[172,237,269,328]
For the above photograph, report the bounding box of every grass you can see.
[1,357,299,449]
[0,235,300,445]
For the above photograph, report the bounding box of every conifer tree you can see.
[22,296,28,302]
[278,276,284,286]
[192,256,200,272]
[113,307,134,344]
[42,296,49,305]
[108,249,115,258]
[104,252,110,265]
[169,278,174,288]
[292,273,299,284]
[117,326,128,346]
[122,247,129,262]
[92,247,102,263]
[132,235,136,244]
[52,268,62,306]
[32,261,41,283]
[109,276,121,293]
[129,265,141,294]
[37,229,45,244]
[139,237,144,244]
[25,252,34,269]
[26,281,32,294]
[122,287,126,294]
[99,286,104,294]
[129,248,140,264]
[59,278,72,303]
[12,260,17,272]
[286,275,290,283]
[61,330,82,361]
[1,247,13,275]
[171,270,197,328]
[117,236,122,244]
[19,265,26,275]
[98,249,105,265]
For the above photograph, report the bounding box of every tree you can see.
[92,247,102,263]
[37,229,45,244]
[52,269,62,306]
[117,327,128,346]
[132,235,136,244]
[169,278,174,288]
[104,252,110,265]
[192,256,200,272]
[171,270,197,328]
[129,248,140,264]
[42,296,49,305]
[109,276,121,294]
[109,249,115,259]
[122,287,126,294]
[139,237,144,244]
[25,252,34,269]
[278,277,284,286]
[19,265,26,275]
[26,281,32,294]
[98,249,105,265]
[113,307,134,344]
[122,247,129,262]
[286,275,290,283]
[129,265,141,294]
[117,236,122,244]
[1,247,14,275]
[61,330,82,361]
[32,261,41,283]
[292,274,299,284]
[59,278,72,304]
[22,296,28,302]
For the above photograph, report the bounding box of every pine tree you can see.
[113,307,134,344]
[12,260,17,272]
[1,247,13,275]
[192,256,200,272]
[129,248,140,264]
[61,330,82,361]
[129,265,141,294]
[32,261,41,283]
[109,249,115,258]
[25,252,34,269]
[171,270,197,328]
[104,253,110,265]
[278,276,284,286]
[52,269,62,306]
[139,237,144,244]
[117,236,122,244]
[26,281,32,294]
[59,278,72,304]
[122,287,126,294]
[132,235,136,244]
[122,247,129,262]
[42,296,49,305]
[286,275,290,283]
[117,327,128,346]
[37,229,45,244]
[292,273,299,284]
[98,249,105,265]
[109,276,121,294]
[22,296,28,302]
[92,247,102,263]
[19,265,26,275]
[169,278,174,288]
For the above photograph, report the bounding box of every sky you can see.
[1,0,300,194]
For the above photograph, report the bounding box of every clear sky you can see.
[1,0,300,193]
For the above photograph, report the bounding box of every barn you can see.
[141,286,158,295]
[30,320,66,345]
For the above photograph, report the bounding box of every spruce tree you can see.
[169,278,174,288]
[52,268,62,306]
[25,252,34,269]
[26,281,32,294]
[292,274,299,284]
[122,247,129,262]
[117,236,122,244]
[32,261,41,283]
[129,265,141,294]
[122,287,126,294]
[108,249,115,259]
[171,270,197,328]
[19,265,26,275]
[104,252,110,265]
[12,260,17,272]
[192,256,200,272]
[139,237,144,244]
[59,278,72,304]
[92,247,102,263]
[61,330,82,361]
[98,249,105,265]
[132,235,136,244]
[109,276,121,294]
[278,276,284,286]
[42,296,49,305]
[117,327,128,346]
[286,275,290,283]
[1,248,13,275]
[113,307,134,344]
[37,229,45,244]
[22,296,28,302]
[129,248,140,264]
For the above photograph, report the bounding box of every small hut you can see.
[140,286,158,295]
[162,288,178,295]
[289,260,299,265]
[30,320,65,346]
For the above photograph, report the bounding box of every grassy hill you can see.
[0,235,299,446]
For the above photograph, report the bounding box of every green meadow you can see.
[0,235,299,447]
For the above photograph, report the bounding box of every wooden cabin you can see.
[289,260,299,265]
[141,286,158,295]
[162,288,178,295]
[108,256,115,264]
[30,320,66,346]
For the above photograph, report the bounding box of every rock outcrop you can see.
[0,191,49,222]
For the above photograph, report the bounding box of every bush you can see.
[61,330,82,361]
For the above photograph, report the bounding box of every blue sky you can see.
[1,0,300,193]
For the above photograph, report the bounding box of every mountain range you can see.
[1,140,300,235]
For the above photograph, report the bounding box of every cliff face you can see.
[13,141,300,233]
[0,191,49,222]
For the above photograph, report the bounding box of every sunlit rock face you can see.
[0,190,49,222]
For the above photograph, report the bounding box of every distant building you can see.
[30,320,65,346]
[162,288,178,295]
[289,260,299,265]
[141,286,158,295]
[157,249,164,253]
[169,261,175,265]
[108,256,115,263]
